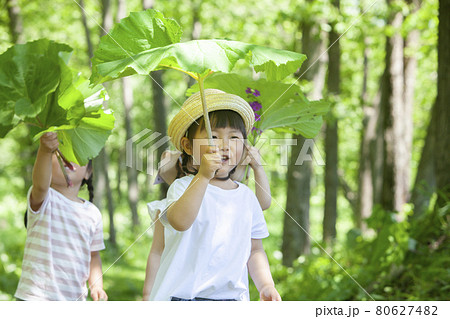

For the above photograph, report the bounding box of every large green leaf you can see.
[56,109,115,166]
[31,74,113,166]
[91,9,182,84]
[187,73,329,139]
[260,100,330,137]
[90,9,306,85]
[0,39,114,165]
[0,39,72,122]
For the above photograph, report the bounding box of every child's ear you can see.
[180,137,193,155]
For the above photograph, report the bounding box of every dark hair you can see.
[180,110,247,177]
[81,160,94,202]
[24,160,94,228]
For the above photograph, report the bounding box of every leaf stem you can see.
[197,74,213,146]
[158,64,198,79]
[35,116,43,127]
[203,70,214,80]
[56,148,75,171]
[55,150,73,188]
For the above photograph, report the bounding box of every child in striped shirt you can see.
[15,132,107,301]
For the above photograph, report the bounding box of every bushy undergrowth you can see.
[1,200,448,301]
[254,203,449,301]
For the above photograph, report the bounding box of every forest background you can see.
[0,0,448,301]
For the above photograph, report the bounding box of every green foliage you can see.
[0,39,114,165]
[91,8,328,144]
[90,9,182,85]
[90,9,307,84]
[188,72,330,141]
[0,0,443,302]
[0,39,72,134]
[264,205,449,301]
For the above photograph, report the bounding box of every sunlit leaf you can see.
[91,9,306,84]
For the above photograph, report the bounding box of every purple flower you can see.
[252,127,263,135]
[255,113,261,121]
[253,89,260,97]
[250,101,262,111]
[245,87,253,94]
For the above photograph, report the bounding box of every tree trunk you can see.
[143,0,170,198]
[187,0,203,88]
[122,76,140,226]
[411,102,436,216]
[380,2,409,213]
[78,0,94,62]
[151,70,170,198]
[101,0,113,36]
[323,0,340,244]
[434,0,450,209]
[282,8,326,265]
[324,119,338,243]
[6,0,32,192]
[403,0,429,216]
[282,135,312,265]
[6,0,24,44]
[399,0,420,207]
[94,0,113,207]
[94,150,116,245]
[372,88,384,206]
[338,170,357,213]
[117,149,123,200]
[357,35,375,231]
[118,0,140,227]
[92,0,116,245]
[142,0,154,9]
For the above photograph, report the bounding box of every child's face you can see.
[190,126,245,179]
[51,154,90,188]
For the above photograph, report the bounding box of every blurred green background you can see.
[0,0,448,300]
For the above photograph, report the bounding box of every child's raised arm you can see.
[166,146,221,231]
[233,146,271,210]
[247,146,271,210]
[30,132,59,211]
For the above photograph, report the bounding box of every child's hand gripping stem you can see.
[40,132,74,188]
[198,145,222,180]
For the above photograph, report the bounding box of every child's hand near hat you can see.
[241,146,263,169]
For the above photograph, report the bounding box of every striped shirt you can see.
[15,187,105,301]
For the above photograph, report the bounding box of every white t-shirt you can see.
[147,198,168,223]
[15,187,105,301]
[149,175,269,301]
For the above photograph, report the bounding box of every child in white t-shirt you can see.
[15,132,107,301]
[146,89,281,301]
[143,146,271,300]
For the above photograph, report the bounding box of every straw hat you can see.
[168,89,255,152]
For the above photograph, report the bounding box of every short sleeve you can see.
[27,186,51,215]
[159,176,191,228]
[250,192,269,239]
[147,199,168,222]
[90,212,105,251]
